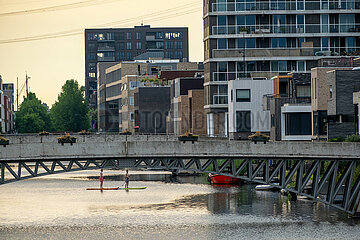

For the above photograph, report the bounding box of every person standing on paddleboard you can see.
[125,170,129,188]
[100,169,104,188]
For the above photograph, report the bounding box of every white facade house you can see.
[281,104,312,141]
[228,78,273,139]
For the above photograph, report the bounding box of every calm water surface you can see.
[0,170,359,240]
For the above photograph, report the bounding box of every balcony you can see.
[212,71,287,81]
[211,1,359,13]
[213,95,228,105]
[98,46,115,51]
[213,48,316,58]
[212,24,360,35]
[97,56,115,61]
[212,47,360,59]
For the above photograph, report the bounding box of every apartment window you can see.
[271,61,287,72]
[130,81,139,90]
[87,33,98,40]
[166,42,173,49]
[109,115,119,123]
[297,15,305,33]
[321,37,329,50]
[212,85,228,104]
[297,61,305,72]
[296,85,311,97]
[117,51,125,60]
[298,38,305,48]
[271,38,286,48]
[175,51,183,59]
[175,41,183,49]
[117,42,125,50]
[130,112,135,121]
[237,38,255,48]
[236,111,251,132]
[285,113,311,135]
[107,32,114,40]
[126,42,132,50]
[88,43,96,49]
[346,37,356,52]
[273,15,286,33]
[165,51,173,59]
[156,42,164,49]
[339,14,355,33]
[126,32,132,40]
[88,63,96,72]
[136,42,142,50]
[89,72,96,78]
[130,96,134,106]
[127,52,132,60]
[218,39,228,49]
[218,16,227,25]
[108,101,118,109]
[88,53,96,60]
[136,32,141,40]
[247,61,256,71]
[217,0,227,11]
[118,32,124,40]
[236,89,251,102]
[237,15,255,26]
[156,32,164,39]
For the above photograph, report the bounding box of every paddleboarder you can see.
[125,169,129,188]
[100,169,104,189]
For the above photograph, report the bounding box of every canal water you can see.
[0,170,359,240]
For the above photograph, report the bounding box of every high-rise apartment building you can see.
[85,25,189,108]
[203,0,360,137]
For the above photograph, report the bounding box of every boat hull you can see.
[209,175,240,184]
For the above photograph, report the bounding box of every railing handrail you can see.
[211,1,359,12]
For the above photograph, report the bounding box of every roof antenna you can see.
[141,20,143,26]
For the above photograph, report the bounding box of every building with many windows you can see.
[0,76,15,133]
[203,0,360,137]
[85,25,189,108]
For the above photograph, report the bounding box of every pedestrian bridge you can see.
[1,134,360,215]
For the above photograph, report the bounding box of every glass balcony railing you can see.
[213,95,228,105]
[212,1,359,12]
[212,24,360,35]
[212,47,360,59]
[212,71,289,81]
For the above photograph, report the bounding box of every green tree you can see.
[51,80,90,132]
[15,92,51,133]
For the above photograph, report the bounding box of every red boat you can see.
[208,174,240,184]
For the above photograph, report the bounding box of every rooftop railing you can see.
[212,24,360,35]
[212,1,359,12]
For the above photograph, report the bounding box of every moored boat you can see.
[208,174,240,184]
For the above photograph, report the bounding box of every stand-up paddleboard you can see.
[86,187,119,190]
[118,187,147,190]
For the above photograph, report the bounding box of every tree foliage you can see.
[51,80,89,132]
[15,92,51,133]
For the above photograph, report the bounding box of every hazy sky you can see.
[0,0,203,108]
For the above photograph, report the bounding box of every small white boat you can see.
[255,183,279,191]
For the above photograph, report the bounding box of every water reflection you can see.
[1,171,360,240]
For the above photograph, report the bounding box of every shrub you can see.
[345,134,360,142]
[328,137,344,142]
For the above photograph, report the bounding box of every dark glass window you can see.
[236,89,251,102]
[218,39,227,49]
[285,113,311,135]
[236,111,251,132]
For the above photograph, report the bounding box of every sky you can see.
[0,0,204,109]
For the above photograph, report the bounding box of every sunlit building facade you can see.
[203,0,360,137]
